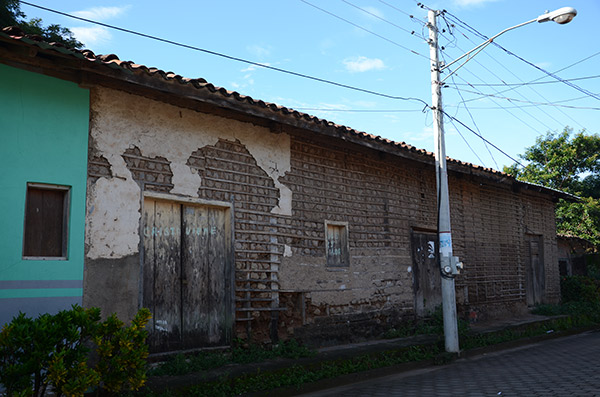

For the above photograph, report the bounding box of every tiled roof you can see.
[0,26,574,200]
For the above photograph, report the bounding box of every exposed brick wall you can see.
[279,134,432,342]
[122,146,174,193]
[450,176,559,321]
[186,139,284,342]
[86,119,560,345]
[279,132,559,339]
[88,153,112,182]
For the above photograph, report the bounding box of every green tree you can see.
[1,0,83,48]
[504,128,600,245]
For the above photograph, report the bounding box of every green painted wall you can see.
[0,63,89,324]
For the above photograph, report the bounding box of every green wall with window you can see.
[0,63,89,325]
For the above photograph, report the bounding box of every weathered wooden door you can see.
[411,231,442,316]
[526,235,545,306]
[143,198,233,352]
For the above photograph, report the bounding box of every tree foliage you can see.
[0,0,83,48]
[503,128,600,245]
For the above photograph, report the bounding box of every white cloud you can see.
[343,56,386,73]
[70,26,112,47]
[246,44,271,59]
[241,63,271,73]
[404,127,434,143]
[452,0,498,7]
[361,6,384,19]
[534,61,552,69]
[72,6,130,21]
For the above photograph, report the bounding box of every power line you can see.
[299,0,430,60]
[454,52,600,98]
[18,1,430,108]
[444,21,586,130]
[446,68,553,134]
[550,50,600,76]
[435,13,566,133]
[378,0,419,20]
[443,111,524,167]
[444,11,600,102]
[341,0,426,41]
[446,71,498,169]
[448,88,600,110]
[294,108,423,112]
[446,116,488,168]
[446,103,597,111]
[451,74,600,88]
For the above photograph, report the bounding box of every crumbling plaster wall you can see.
[86,86,291,260]
[84,86,291,320]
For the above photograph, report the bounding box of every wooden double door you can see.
[143,198,233,352]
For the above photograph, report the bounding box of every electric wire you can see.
[294,108,423,112]
[446,116,488,168]
[341,0,426,41]
[443,110,524,167]
[439,46,498,168]
[451,122,488,168]
[299,0,430,60]
[433,11,562,137]
[446,68,498,169]
[445,26,585,130]
[451,20,589,130]
[450,88,600,110]
[445,96,599,110]
[439,11,588,131]
[438,14,575,131]
[444,11,600,102]
[550,50,600,77]
[18,1,432,108]
[451,74,600,87]
[378,0,430,29]
[423,3,529,168]
[445,63,553,134]
[454,53,600,97]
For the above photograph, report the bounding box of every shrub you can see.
[94,308,151,393]
[0,306,100,396]
[561,275,600,304]
[0,305,150,396]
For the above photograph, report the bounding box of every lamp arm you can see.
[439,18,536,74]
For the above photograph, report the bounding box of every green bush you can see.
[94,308,152,393]
[561,275,600,304]
[0,305,151,396]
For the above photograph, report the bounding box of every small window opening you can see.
[23,183,70,259]
[325,221,349,267]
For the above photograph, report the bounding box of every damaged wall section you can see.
[84,87,291,335]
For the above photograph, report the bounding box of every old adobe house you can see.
[0,27,572,352]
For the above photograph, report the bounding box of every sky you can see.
[18,0,600,171]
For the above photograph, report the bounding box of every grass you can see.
[383,306,470,339]
[143,295,600,396]
[148,338,315,377]
[172,344,442,397]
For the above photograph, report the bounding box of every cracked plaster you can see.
[86,87,291,260]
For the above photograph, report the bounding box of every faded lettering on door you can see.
[143,198,233,352]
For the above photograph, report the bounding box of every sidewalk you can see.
[145,313,584,395]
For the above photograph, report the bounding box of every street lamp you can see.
[427,7,577,353]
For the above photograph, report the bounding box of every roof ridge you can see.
[1,24,573,200]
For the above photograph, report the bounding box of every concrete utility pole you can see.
[427,9,460,353]
[426,6,577,353]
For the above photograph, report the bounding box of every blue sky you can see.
[20,0,600,170]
